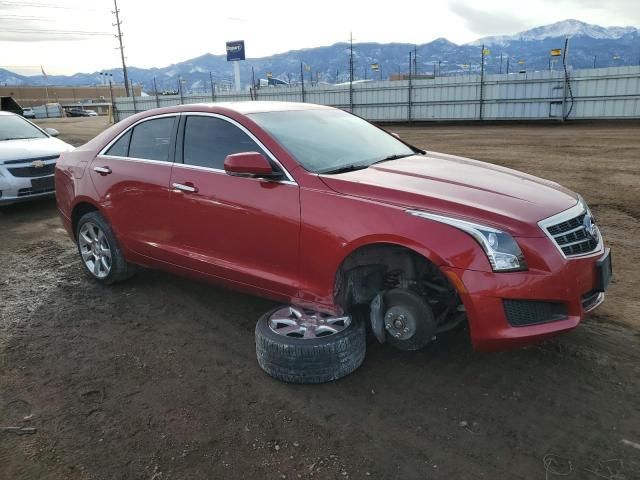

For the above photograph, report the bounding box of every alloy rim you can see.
[78,222,112,279]
[268,307,351,339]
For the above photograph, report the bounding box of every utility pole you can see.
[408,51,413,122]
[414,45,417,75]
[593,55,597,68]
[209,71,215,102]
[561,37,570,121]
[479,44,486,120]
[112,0,130,96]
[499,54,503,74]
[506,56,510,74]
[107,73,115,123]
[349,32,354,111]
[300,62,306,103]
[153,77,160,108]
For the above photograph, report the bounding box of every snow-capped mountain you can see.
[1,19,638,91]
[469,19,638,46]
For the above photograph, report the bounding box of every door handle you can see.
[172,183,198,193]
[94,166,112,175]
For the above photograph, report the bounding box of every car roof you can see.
[211,101,333,114]
[0,111,17,116]
[141,101,335,118]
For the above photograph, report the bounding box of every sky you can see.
[1,0,639,75]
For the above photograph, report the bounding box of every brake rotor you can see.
[382,288,436,351]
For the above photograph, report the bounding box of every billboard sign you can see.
[226,41,245,61]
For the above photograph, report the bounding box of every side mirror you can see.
[45,128,60,137]
[224,152,282,179]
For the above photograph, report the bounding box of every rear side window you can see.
[105,130,131,157]
[128,117,175,161]
[183,116,268,170]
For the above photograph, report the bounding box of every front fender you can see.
[297,186,490,313]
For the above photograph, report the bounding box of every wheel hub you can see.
[384,306,416,340]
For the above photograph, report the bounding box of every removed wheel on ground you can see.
[75,211,135,285]
[255,306,366,384]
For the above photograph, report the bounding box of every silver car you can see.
[0,111,74,205]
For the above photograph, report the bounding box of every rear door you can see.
[89,114,178,258]
[166,113,301,297]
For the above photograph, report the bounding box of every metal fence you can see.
[113,66,640,122]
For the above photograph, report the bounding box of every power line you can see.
[0,28,112,36]
[0,1,98,10]
[0,14,48,20]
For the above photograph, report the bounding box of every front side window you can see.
[183,116,268,170]
[128,117,175,161]
[0,114,47,141]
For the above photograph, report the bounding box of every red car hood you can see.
[319,152,578,237]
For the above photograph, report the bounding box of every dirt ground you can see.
[1,117,640,480]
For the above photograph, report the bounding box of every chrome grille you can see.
[544,210,600,257]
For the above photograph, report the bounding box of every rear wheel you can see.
[76,211,135,285]
[255,306,366,384]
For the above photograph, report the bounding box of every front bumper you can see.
[0,160,56,205]
[443,240,609,351]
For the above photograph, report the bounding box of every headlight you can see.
[406,210,528,272]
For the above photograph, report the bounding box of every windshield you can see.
[0,115,47,141]
[249,109,415,173]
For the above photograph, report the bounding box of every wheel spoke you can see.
[80,232,92,244]
[276,325,303,336]
[92,258,101,276]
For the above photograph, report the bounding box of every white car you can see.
[22,108,36,119]
[0,111,75,205]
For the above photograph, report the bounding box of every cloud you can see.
[449,2,532,36]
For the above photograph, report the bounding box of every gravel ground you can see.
[1,117,639,480]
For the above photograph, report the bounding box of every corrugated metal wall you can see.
[113,66,640,122]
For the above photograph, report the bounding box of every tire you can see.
[75,211,135,285]
[255,307,366,384]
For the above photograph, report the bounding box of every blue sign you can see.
[226,41,245,61]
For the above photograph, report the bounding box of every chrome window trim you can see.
[98,112,179,159]
[93,155,175,167]
[98,111,297,185]
[180,112,297,184]
[170,162,297,186]
[538,198,604,259]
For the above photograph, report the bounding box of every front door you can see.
[166,114,301,298]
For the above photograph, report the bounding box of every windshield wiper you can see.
[369,153,416,166]
[319,163,370,175]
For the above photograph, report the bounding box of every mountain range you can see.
[1,19,638,92]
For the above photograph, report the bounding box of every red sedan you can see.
[55,102,611,383]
